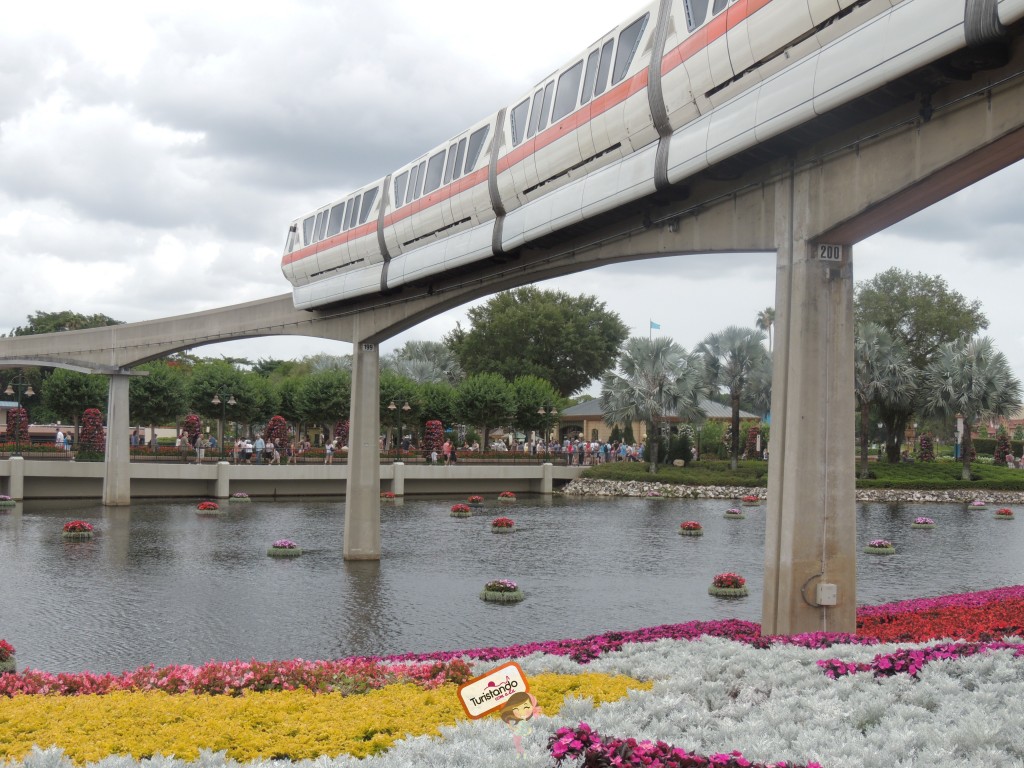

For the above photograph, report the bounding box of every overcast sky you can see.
[3,1,1023,385]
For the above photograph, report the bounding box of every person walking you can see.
[254,435,265,465]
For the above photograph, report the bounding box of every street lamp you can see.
[4,373,35,456]
[387,401,411,461]
[877,421,884,460]
[695,423,703,461]
[537,406,558,455]
[211,393,236,459]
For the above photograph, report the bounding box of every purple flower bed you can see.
[856,584,1024,618]
[818,640,1024,680]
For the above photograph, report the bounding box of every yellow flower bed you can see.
[0,672,651,763]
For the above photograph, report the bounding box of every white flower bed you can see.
[6,634,1022,768]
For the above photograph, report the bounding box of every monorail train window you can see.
[314,210,328,242]
[552,61,583,123]
[683,0,710,31]
[346,194,361,230]
[452,137,467,179]
[423,149,446,194]
[526,88,545,139]
[359,188,378,223]
[405,165,420,205]
[393,172,409,209]
[326,202,346,238]
[580,49,600,106]
[413,160,427,199]
[510,98,530,145]
[443,143,459,185]
[311,212,323,243]
[593,39,614,96]
[284,224,297,253]
[536,81,555,132]
[302,216,315,246]
[712,0,728,13]
[612,14,648,84]
[464,125,489,173]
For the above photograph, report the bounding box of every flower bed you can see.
[968,499,988,510]
[678,521,703,536]
[490,516,515,533]
[498,490,517,501]
[994,507,1015,520]
[267,539,302,557]
[380,491,396,500]
[229,491,251,502]
[61,520,94,540]
[864,538,895,555]
[740,494,761,506]
[723,507,745,519]
[911,516,935,529]
[0,495,14,508]
[480,578,524,603]
[449,503,472,517]
[708,572,749,598]
[196,501,221,513]
[467,495,483,506]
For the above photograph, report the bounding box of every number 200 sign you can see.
[816,244,843,261]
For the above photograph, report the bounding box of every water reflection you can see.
[0,496,1021,673]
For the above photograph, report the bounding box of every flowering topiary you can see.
[268,539,302,557]
[0,495,14,508]
[61,520,94,539]
[468,495,484,504]
[679,521,703,537]
[724,507,745,519]
[197,501,220,511]
[272,539,297,548]
[498,491,517,500]
[911,516,935,528]
[450,503,472,517]
[78,407,107,456]
[229,491,251,502]
[709,572,748,597]
[491,517,515,533]
[481,578,524,602]
[0,639,13,662]
[380,491,396,499]
[865,538,895,554]
[969,500,988,509]
[995,508,1015,519]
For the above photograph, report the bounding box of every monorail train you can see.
[282,0,1023,310]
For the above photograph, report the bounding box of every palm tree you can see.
[921,335,1022,480]
[382,340,463,384]
[600,336,704,473]
[755,307,776,353]
[699,326,768,470]
[854,323,917,478]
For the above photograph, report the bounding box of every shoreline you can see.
[561,477,1024,504]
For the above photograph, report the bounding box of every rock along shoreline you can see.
[560,478,1024,505]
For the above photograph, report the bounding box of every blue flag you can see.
[649,320,661,330]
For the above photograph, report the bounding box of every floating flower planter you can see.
[0,495,14,508]
[646,490,661,498]
[380,491,396,500]
[491,516,515,533]
[723,508,745,520]
[968,500,988,510]
[0,639,15,674]
[196,501,222,514]
[61,520,94,540]
[911,516,935,529]
[708,572,748,598]
[994,508,1015,520]
[229,492,251,503]
[679,521,704,537]
[468,495,484,507]
[267,539,302,557]
[480,579,524,603]
[864,538,896,555]
[450,503,472,518]
[498,491,517,501]
[740,494,761,507]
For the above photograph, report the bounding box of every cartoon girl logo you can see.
[499,691,543,758]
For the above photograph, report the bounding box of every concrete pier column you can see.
[541,462,553,494]
[8,456,25,500]
[392,462,406,496]
[344,336,382,560]
[762,168,857,635]
[102,373,132,506]
[215,461,231,499]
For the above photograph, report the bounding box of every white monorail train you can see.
[282,0,1023,310]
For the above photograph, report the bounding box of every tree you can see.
[600,336,704,473]
[129,362,189,439]
[699,326,769,470]
[854,323,917,475]
[39,369,108,438]
[921,335,1022,481]
[855,269,988,371]
[296,370,351,441]
[445,287,628,396]
[417,382,458,427]
[383,341,463,384]
[509,375,562,441]
[755,307,776,353]
[455,373,514,450]
[7,310,123,336]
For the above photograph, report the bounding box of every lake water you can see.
[1,495,1022,673]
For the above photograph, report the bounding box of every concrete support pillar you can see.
[8,456,24,500]
[103,373,132,506]
[762,168,857,635]
[541,462,553,495]
[344,335,382,560]
[215,461,231,499]
[392,462,406,496]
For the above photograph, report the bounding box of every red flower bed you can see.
[856,585,1024,642]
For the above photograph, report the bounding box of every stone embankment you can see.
[561,478,1024,505]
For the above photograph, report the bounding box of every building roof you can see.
[560,397,759,421]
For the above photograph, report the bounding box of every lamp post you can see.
[387,401,411,461]
[695,424,703,461]
[537,406,558,456]
[877,421,884,460]
[211,393,236,459]
[4,373,35,456]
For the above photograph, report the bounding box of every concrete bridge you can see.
[3,36,1024,636]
